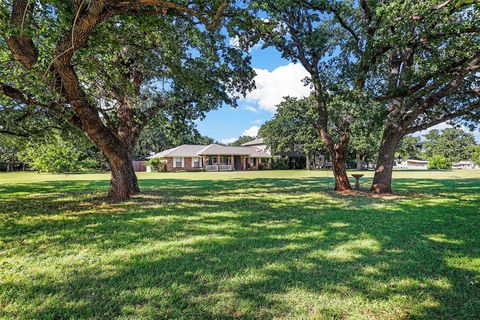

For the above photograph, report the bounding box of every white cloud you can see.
[220,137,237,144]
[244,105,259,113]
[251,119,264,125]
[251,40,264,51]
[229,36,240,48]
[243,125,260,137]
[245,63,312,112]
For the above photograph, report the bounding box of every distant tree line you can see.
[0,123,214,173]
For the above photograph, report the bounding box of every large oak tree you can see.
[243,1,382,191]
[0,0,254,201]
[318,0,480,193]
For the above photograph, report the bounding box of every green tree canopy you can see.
[1,0,254,201]
[260,95,325,158]
[423,128,477,161]
[472,146,480,166]
[134,113,214,158]
[395,136,422,160]
[239,0,479,193]
[18,132,95,173]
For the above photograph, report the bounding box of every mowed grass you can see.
[0,170,479,319]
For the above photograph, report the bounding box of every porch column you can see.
[230,155,234,171]
[217,154,220,171]
[243,156,247,171]
[203,156,207,169]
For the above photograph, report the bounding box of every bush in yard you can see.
[472,146,480,167]
[19,136,87,173]
[428,156,452,170]
[146,158,166,172]
[80,158,99,170]
[271,158,290,170]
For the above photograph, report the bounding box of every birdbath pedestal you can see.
[351,174,364,190]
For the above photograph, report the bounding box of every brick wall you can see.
[164,157,202,172]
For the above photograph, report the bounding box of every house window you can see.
[193,157,200,167]
[174,157,183,168]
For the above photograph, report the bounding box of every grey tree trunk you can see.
[371,129,404,193]
[356,152,362,170]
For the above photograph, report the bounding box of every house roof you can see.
[248,148,272,158]
[151,143,271,158]
[406,159,429,164]
[198,144,253,156]
[150,145,206,158]
[241,137,265,146]
[453,161,474,165]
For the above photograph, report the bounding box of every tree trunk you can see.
[371,130,403,194]
[332,144,352,191]
[306,151,311,170]
[107,152,139,202]
[356,152,362,170]
[7,158,14,172]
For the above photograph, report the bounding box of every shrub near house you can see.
[146,158,167,172]
[428,156,452,170]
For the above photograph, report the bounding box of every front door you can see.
[234,156,242,170]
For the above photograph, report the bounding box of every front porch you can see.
[202,155,270,171]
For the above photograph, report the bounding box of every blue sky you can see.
[196,45,480,143]
[196,46,297,144]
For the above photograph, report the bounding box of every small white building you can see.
[395,159,429,169]
[452,161,478,170]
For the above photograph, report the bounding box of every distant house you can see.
[149,143,272,172]
[395,159,429,169]
[452,161,478,169]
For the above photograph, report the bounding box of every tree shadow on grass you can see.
[0,176,479,319]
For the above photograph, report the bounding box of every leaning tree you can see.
[318,0,479,193]
[240,1,378,191]
[368,0,480,193]
[253,0,479,193]
[0,0,254,201]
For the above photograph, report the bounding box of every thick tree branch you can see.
[404,100,480,134]
[331,8,360,50]
[359,0,376,38]
[305,2,361,54]
[0,82,33,104]
[376,56,473,102]
[111,0,229,30]
[5,0,38,69]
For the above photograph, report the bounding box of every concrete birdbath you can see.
[351,174,364,190]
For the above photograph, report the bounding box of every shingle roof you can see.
[198,144,253,155]
[149,145,206,158]
[150,143,271,158]
[241,137,265,146]
[248,148,271,158]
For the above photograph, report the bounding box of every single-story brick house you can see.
[149,141,272,172]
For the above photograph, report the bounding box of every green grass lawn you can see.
[1,170,479,319]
